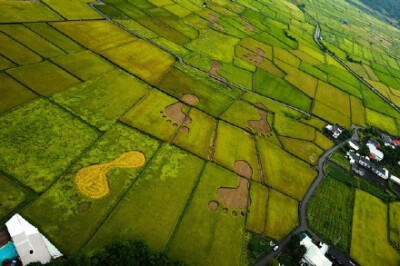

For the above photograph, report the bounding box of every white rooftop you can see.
[300,235,332,266]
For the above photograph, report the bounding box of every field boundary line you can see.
[79,142,164,250]
[164,161,208,253]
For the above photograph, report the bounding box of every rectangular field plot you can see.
[313,101,351,129]
[308,176,354,252]
[351,190,400,266]
[121,90,184,142]
[350,96,366,127]
[52,70,149,131]
[21,124,160,253]
[0,174,28,221]
[258,138,316,200]
[264,189,298,240]
[0,32,42,65]
[273,114,315,141]
[253,69,312,112]
[43,0,103,20]
[168,163,246,266]
[0,55,15,70]
[51,50,115,81]
[246,183,269,234]
[102,39,175,85]
[280,137,324,165]
[0,25,64,58]
[0,98,99,193]
[25,23,83,53]
[84,144,204,252]
[7,61,80,96]
[0,73,36,113]
[315,81,350,116]
[172,108,216,159]
[366,109,398,135]
[0,1,61,23]
[52,20,136,53]
[156,66,237,117]
[213,121,261,182]
[389,202,400,249]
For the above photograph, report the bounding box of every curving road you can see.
[297,1,400,114]
[256,126,360,265]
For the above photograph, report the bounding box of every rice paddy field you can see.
[1,0,400,265]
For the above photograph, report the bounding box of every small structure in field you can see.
[300,234,332,266]
[325,124,343,139]
[6,214,62,266]
[342,19,349,25]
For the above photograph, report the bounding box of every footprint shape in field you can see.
[208,160,252,216]
[75,151,145,199]
[161,94,199,134]
[241,17,255,32]
[248,103,272,135]
[209,60,228,83]
[244,47,265,64]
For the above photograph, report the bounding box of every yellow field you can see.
[315,81,351,116]
[366,108,398,135]
[351,190,400,266]
[280,137,324,165]
[313,101,351,129]
[350,96,367,127]
[246,183,269,234]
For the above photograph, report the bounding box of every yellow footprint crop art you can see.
[75,151,145,199]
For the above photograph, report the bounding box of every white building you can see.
[366,143,384,161]
[391,175,400,185]
[300,235,332,266]
[6,214,62,266]
[348,141,359,151]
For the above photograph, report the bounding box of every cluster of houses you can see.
[324,124,344,139]
[0,214,62,266]
[345,133,400,185]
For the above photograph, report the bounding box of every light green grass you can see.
[21,124,160,253]
[258,138,316,200]
[52,70,149,131]
[213,121,261,182]
[247,183,269,234]
[84,143,203,252]
[389,202,400,249]
[168,163,246,266]
[0,1,61,23]
[265,189,298,240]
[0,174,28,221]
[351,190,400,266]
[0,73,36,113]
[121,90,182,142]
[0,32,42,65]
[7,61,80,96]
[0,98,99,192]
[43,0,103,20]
[173,108,216,159]
[51,50,116,81]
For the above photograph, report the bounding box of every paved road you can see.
[256,127,360,265]
[298,2,400,114]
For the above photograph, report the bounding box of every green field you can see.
[1,0,400,264]
[308,176,354,251]
[351,190,400,266]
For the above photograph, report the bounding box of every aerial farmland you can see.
[1,0,400,265]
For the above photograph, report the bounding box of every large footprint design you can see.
[75,151,145,199]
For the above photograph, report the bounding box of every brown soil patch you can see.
[222,208,228,214]
[209,60,228,83]
[208,200,219,211]
[243,48,265,64]
[78,202,92,213]
[241,17,255,32]
[180,126,190,134]
[208,13,225,31]
[216,177,249,209]
[248,106,271,134]
[75,151,145,199]
[165,102,189,125]
[0,231,10,246]
[234,160,253,179]
[181,94,199,106]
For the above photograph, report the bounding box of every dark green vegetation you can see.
[308,174,355,251]
[28,240,184,266]
[358,0,400,25]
